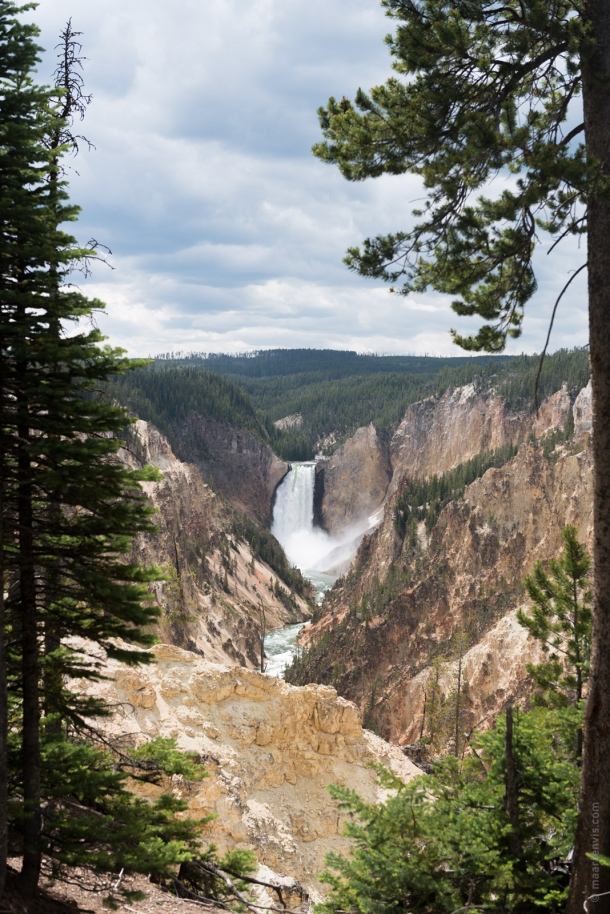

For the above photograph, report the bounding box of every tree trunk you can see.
[43,497,62,738]
[17,425,41,894]
[503,706,522,860]
[259,604,266,674]
[0,430,7,897]
[454,652,462,758]
[568,4,610,910]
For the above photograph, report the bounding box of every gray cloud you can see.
[35,0,589,357]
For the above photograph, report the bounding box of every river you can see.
[264,569,336,677]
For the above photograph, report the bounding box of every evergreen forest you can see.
[108,347,590,461]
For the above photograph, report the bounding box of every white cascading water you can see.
[267,461,380,676]
[267,462,336,677]
[271,462,332,571]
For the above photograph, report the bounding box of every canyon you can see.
[122,375,593,752]
[123,419,312,669]
[292,382,593,746]
[82,365,592,905]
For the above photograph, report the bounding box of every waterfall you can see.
[271,462,330,570]
[271,463,316,545]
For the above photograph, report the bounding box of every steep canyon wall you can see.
[124,420,311,669]
[315,424,391,535]
[170,415,289,526]
[314,383,573,539]
[294,384,592,745]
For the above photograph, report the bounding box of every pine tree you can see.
[0,4,58,889]
[517,525,591,755]
[0,2,172,895]
[317,707,581,914]
[42,19,93,742]
[312,2,610,905]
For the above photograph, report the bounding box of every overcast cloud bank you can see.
[35,0,589,357]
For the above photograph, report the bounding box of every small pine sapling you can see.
[517,525,592,715]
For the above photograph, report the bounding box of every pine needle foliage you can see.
[312,0,591,351]
[518,525,592,708]
[33,736,209,875]
[317,707,581,914]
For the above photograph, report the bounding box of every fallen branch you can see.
[170,864,290,914]
[167,876,234,910]
[113,867,124,890]
[221,866,307,908]
[199,861,290,913]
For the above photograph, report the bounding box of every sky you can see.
[33,0,589,359]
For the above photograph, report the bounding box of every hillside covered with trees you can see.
[109,348,590,461]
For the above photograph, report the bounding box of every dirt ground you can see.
[1,864,227,914]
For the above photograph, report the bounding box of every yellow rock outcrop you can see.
[78,645,420,899]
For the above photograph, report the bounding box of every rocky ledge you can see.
[80,645,420,901]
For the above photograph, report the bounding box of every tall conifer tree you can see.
[0,1,165,895]
[313,1,610,906]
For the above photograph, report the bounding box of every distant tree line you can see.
[242,347,589,455]
[152,348,505,379]
[108,348,590,464]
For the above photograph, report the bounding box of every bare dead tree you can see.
[49,19,93,160]
[503,705,522,859]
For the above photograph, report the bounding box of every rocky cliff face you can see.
[124,421,311,669]
[574,380,593,435]
[78,643,420,901]
[315,424,391,535]
[293,387,592,744]
[313,385,572,546]
[395,609,546,747]
[389,383,571,494]
[169,415,289,525]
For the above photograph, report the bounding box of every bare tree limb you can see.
[534,262,588,412]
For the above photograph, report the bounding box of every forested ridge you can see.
[106,367,274,449]
[108,347,590,461]
[153,348,505,378]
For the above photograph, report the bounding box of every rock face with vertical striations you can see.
[389,383,571,494]
[169,415,289,526]
[123,420,311,669]
[295,384,592,744]
[315,424,392,536]
[573,380,593,436]
[394,609,546,746]
[77,644,420,901]
[314,386,572,543]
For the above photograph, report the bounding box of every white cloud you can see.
[34,0,589,357]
